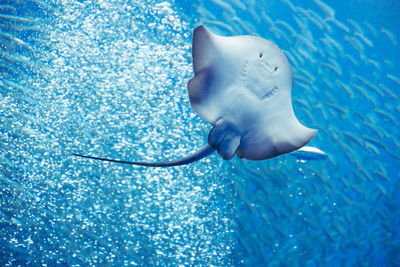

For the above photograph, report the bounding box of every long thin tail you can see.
[72,144,215,167]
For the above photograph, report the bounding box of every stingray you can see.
[73,26,317,167]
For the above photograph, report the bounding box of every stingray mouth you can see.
[261,86,278,99]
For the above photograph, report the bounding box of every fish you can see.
[312,0,335,17]
[74,26,317,167]
[387,74,400,85]
[344,35,364,53]
[210,0,236,16]
[347,19,364,34]
[290,146,327,161]
[276,20,297,36]
[325,17,350,33]
[202,20,235,34]
[380,28,397,46]
[355,32,373,48]
[281,0,296,12]
[379,83,398,101]
[322,33,343,53]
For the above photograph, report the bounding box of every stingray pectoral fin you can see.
[73,144,215,167]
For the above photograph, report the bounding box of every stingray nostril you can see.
[259,52,263,58]
[274,66,278,71]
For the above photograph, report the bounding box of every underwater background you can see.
[1,0,399,266]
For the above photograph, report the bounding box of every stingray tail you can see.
[72,144,215,167]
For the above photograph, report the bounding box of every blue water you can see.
[1,0,399,266]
